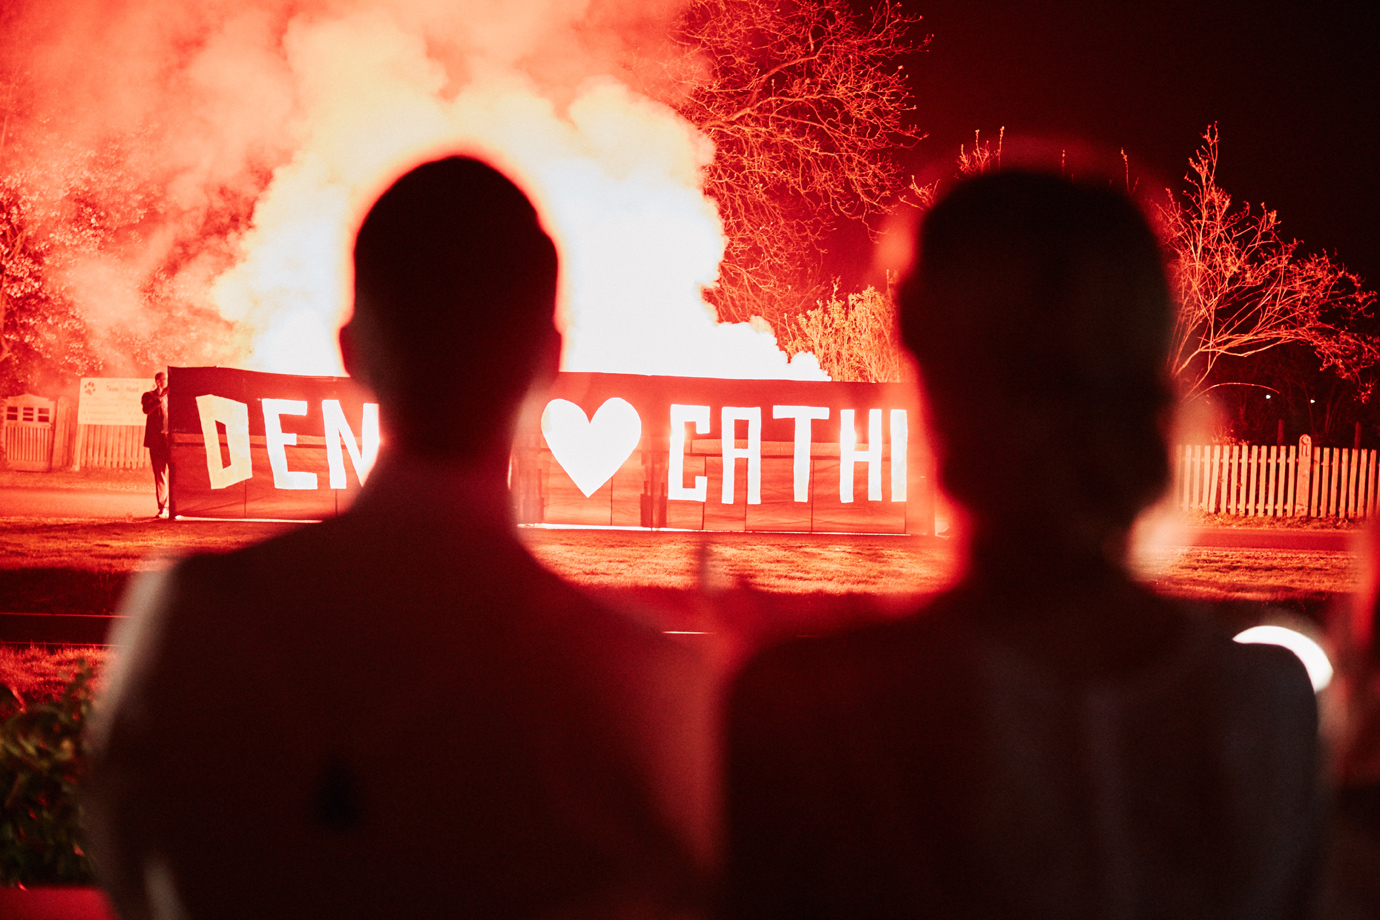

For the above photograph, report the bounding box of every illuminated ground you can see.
[0,519,295,573]
[523,527,1362,602]
[0,518,1362,684]
[0,518,1361,600]
[520,529,956,597]
[1134,546,1361,602]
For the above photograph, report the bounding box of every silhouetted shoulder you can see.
[726,588,1321,920]
[724,602,979,920]
[99,488,713,919]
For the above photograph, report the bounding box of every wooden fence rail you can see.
[1,393,149,473]
[1175,437,1379,520]
[73,424,149,471]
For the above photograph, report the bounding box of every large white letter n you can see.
[322,400,380,489]
[195,395,252,489]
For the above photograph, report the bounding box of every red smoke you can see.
[2,0,823,380]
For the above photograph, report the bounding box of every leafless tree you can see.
[1159,125,1379,401]
[955,126,1002,177]
[782,278,911,382]
[668,0,924,327]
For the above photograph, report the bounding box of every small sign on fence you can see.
[77,378,154,427]
[1296,434,1312,516]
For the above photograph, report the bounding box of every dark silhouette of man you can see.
[87,157,716,919]
[725,172,1322,919]
[141,371,170,518]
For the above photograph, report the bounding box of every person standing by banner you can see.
[140,371,170,519]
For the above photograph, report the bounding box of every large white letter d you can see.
[195,395,252,489]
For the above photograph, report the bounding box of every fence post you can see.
[1310,446,1321,516]
[1318,448,1328,517]
[1278,445,1289,516]
[1333,448,1341,518]
[1326,448,1338,517]
[1207,445,1221,513]
[1314,447,1324,517]
[1236,444,1247,515]
[1363,449,1374,521]
[51,397,73,470]
[1348,449,1355,518]
[1267,445,1279,516]
[1360,449,1371,520]
[1348,448,1361,519]
[1282,446,1292,515]
[1247,445,1258,516]
[1338,449,1349,519]
[1280,446,1291,518]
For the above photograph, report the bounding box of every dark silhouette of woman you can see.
[725,172,1322,920]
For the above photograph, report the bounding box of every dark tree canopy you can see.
[669,0,924,328]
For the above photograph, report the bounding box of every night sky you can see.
[876,0,1380,288]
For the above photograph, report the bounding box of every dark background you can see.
[864,0,1379,289]
[830,0,1380,445]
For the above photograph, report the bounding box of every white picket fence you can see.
[1175,437,1378,520]
[72,424,150,471]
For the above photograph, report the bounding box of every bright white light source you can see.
[1234,626,1333,691]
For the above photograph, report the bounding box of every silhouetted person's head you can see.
[342,156,559,463]
[154,372,166,390]
[900,171,1173,571]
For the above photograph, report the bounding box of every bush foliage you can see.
[783,282,912,383]
[0,662,97,885]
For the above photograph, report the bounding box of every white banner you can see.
[78,377,155,426]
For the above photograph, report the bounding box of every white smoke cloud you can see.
[6,0,826,380]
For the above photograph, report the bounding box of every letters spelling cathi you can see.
[668,404,908,505]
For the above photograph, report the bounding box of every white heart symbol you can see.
[541,398,642,497]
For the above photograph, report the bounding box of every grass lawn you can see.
[0,517,1363,688]
[0,517,1361,618]
[0,644,107,707]
[1134,545,1361,601]
[0,469,151,493]
[0,519,298,573]
[521,528,959,596]
[0,515,1360,888]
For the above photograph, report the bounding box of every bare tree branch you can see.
[1158,125,1379,402]
[666,0,925,326]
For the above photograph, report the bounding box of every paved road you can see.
[1183,527,1354,552]
[0,487,158,520]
